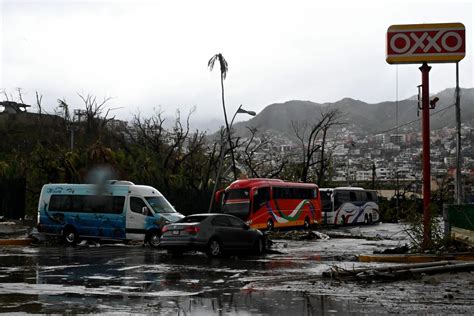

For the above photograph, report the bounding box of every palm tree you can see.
[208,53,237,180]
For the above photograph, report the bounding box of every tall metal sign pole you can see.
[386,23,465,249]
[419,61,431,246]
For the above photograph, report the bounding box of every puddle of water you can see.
[0,287,382,315]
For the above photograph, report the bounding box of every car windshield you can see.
[145,196,176,214]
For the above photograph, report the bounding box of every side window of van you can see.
[130,197,148,215]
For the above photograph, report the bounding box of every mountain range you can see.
[229,88,474,138]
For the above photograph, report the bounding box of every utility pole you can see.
[420,62,432,249]
[66,125,78,151]
[455,62,462,204]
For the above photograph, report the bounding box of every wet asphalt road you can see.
[1,223,472,314]
[0,244,377,315]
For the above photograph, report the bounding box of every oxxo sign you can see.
[386,23,465,64]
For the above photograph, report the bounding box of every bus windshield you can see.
[145,196,176,214]
[222,189,250,220]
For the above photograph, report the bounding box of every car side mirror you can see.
[142,206,149,216]
[243,223,250,230]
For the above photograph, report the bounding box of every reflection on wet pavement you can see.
[0,243,381,314]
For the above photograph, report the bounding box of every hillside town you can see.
[232,122,474,200]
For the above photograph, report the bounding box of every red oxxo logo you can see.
[386,23,465,64]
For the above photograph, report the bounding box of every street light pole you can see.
[228,105,256,179]
[208,105,256,213]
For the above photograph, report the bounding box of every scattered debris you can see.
[266,230,330,241]
[374,245,409,255]
[323,260,474,282]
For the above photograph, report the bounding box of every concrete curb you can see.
[0,238,34,246]
[359,253,474,263]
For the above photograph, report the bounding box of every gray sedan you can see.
[160,213,266,257]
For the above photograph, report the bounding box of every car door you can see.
[228,216,255,249]
[126,196,150,240]
[211,216,236,249]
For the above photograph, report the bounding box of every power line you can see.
[373,102,456,136]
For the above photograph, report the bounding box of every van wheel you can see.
[146,231,161,248]
[207,238,222,257]
[266,219,274,231]
[304,217,311,229]
[63,226,79,246]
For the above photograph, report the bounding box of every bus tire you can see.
[207,238,222,257]
[146,230,161,248]
[63,226,79,246]
[364,214,369,224]
[341,215,346,226]
[369,214,373,224]
[304,217,311,230]
[266,219,274,231]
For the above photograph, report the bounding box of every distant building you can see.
[390,134,406,144]
[0,101,31,114]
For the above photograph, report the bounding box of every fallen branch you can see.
[323,260,474,281]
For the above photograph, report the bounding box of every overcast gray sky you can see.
[1,0,472,126]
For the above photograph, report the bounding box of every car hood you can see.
[159,212,185,223]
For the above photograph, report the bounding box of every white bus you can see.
[37,181,184,246]
[320,187,379,225]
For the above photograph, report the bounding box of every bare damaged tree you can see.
[16,88,25,104]
[129,109,167,154]
[316,109,341,186]
[35,91,43,115]
[165,109,191,173]
[241,127,289,178]
[128,108,209,193]
[78,94,114,133]
[1,89,9,101]
[57,99,71,122]
[292,109,341,183]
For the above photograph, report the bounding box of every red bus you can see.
[216,178,321,230]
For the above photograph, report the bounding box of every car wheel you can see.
[254,237,265,254]
[303,217,311,229]
[266,219,274,231]
[63,226,79,246]
[147,231,161,248]
[207,238,222,257]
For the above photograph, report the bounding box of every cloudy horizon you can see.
[1,0,472,127]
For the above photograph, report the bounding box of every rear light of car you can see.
[161,226,169,234]
[184,226,200,235]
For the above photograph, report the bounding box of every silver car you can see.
[160,213,266,257]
